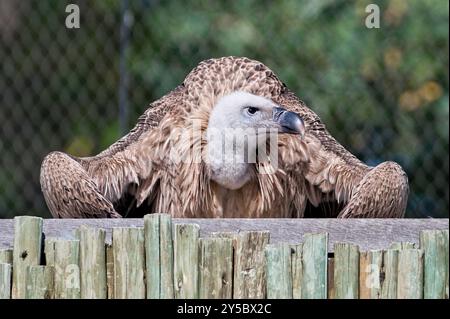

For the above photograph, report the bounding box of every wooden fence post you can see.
[233,231,269,299]
[0,249,13,264]
[420,230,449,299]
[397,249,424,299]
[198,237,233,299]
[0,249,12,299]
[112,227,145,299]
[359,250,383,299]
[54,239,80,299]
[106,244,114,299]
[265,243,292,299]
[144,213,174,299]
[25,265,54,299]
[77,225,107,299]
[0,263,12,299]
[12,216,43,299]
[299,233,328,299]
[173,223,200,299]
[334,243,359,299]
[291,244,303,299]
[44,237,57,266]
[380,249,399,299]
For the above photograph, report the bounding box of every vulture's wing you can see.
[41,83,185,218]
[278,90,408,218]
[79,86,187,205]
[96,85,185,158]
[337,161,409,218]
[40,151,121,218]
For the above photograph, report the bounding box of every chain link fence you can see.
[0,0,448,218]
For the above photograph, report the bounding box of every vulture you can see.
[40,56,409,218]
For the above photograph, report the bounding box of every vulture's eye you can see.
[246,107,259,115]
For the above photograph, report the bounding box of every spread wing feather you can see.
[40,152,121,218]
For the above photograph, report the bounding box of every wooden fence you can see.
[0,215,448,299]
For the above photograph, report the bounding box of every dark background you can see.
[0,0,448,218]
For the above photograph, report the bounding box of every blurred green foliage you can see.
[0,0,448,218]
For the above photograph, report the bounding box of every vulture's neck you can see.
[206,128,257,190]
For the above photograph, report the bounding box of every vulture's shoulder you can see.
[93,84,187,159]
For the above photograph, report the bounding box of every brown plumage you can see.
[40,56,409,218]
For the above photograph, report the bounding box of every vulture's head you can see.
[206,91,305,190]
[208,91,305,135]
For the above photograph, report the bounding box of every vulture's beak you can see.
[273,107,305,137]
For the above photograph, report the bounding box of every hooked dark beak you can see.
[273,107,305,137]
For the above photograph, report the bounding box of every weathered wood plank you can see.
[0,249,12,264]
[380,249,398,299]
[106,244,114,299]
[12,216,43,299]
[0,263,11,299]
[334,243,359,299]
[198,237,233,299]
[112,227,145,299]
[77,226,107,299]
[1,219,446,252]
[54,239,80,299]
[233,231,270,299]
[420,229,449,299]
[385,239,415,299]
[173,224,200,299]
[300,233,328,299]
[144,214,159,299]
[359,250,383,299]
[397,249,424,299]
[291,244,303,299]
[265,243,292,299]
[159,214,174,299]
[44,237,57,266]
[25,265,54,299]
[144,213,175,299]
